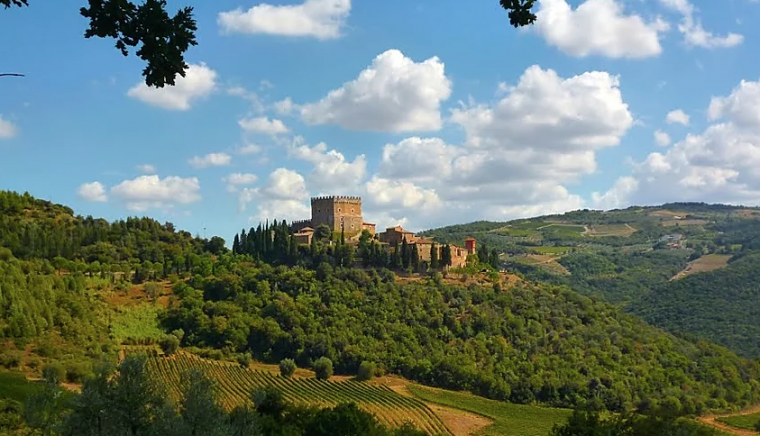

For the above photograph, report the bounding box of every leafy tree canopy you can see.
[2,0,197,88]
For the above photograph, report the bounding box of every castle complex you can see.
[291,196,475,269]
[290,196,376,235]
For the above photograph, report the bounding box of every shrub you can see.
[279,358,297,378]
[171,329,185,344]
[313,357,333,380]
[42,363,65,385]
[65,361,92,383]
[159,334,180,356]
[144,282,163,299]
[237,353,252,368]
[0,351,22,369]
[356,361,376,381]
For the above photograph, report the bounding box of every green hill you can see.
[3,191,760,435]
[421,203,760,359]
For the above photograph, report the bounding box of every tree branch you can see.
[0,73,25,77]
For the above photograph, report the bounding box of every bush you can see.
[313,357,333,380]
[65,361,92,383]
[0,351,22,369]
[144,282,163,299]
[237,353,252,368]
[159,334,180,356]
[356,361,376,381]
[171,329,185,344]
[42,363,65,385]
[279,358,297,378]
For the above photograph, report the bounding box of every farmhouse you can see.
[290,196,475,268]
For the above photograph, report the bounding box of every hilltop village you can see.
[289,196,475,268]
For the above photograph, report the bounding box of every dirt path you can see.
[698,404,760,435]
[371,376,492,436]
[427,403,493,436]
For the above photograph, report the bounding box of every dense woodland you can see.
[423,203,760,359]
[2,191,760,435]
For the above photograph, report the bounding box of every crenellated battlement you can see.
[310,196,362,204]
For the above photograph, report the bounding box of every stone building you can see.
[291,196,376,238]
[377,225,475,269]
[289,196,476,269]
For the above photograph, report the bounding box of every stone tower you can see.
[310,196,364,233]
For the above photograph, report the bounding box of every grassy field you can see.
[585,224,636,237]
[408,385,571,436]
[532,246,572,255]
[132,348,452,436]
[110,305,165,343]
[660,219,710,227]
[0,372,41,402]
[717,412,760,431]
[671,254,732,280]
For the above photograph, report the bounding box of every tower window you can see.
[338,208,341,212]
[351,208,354,213]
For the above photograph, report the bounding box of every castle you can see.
[290,196,475,269]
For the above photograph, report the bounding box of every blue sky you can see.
[2,0,760,242]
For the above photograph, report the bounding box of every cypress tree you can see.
[411,243,419,271]
[442,244,452,268]
[430,243,439,269]
[232,234,240,254]
[289,233,298,263]
[401,238,410,269]
[391,241,401,269]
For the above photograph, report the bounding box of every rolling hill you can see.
[420,203,760,358]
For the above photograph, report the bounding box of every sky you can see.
[2,0,760,241]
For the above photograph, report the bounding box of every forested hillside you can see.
[158,259,760,415]
[632,253,760,357]
[421,203,760,359]
[3,191,760,434]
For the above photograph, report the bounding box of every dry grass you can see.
[649,209,683,217]
[661,219,710,227]
[732,209,760,219]
[104,282,173,308]
[584,224,636,237]
[671,254,732,280]
[427,403,494,436]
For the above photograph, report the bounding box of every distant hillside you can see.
[632,253,760,358]
[421,203,760,358]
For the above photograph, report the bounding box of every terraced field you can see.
[129,348,452,436]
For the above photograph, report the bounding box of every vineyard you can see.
[128,348,452,436]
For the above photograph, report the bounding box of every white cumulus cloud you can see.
[287,137,366,192]
[111,175,201,211]
[188,153,232,169]
[666,109,690,125]
[127,63,218,110]
[534,0,668,59]
[218,0,351,40]
[223,172,258,192]
[658,0,743,49]
[238,168,311,222]
[604,77,760,209]
[239,116,289,135]
[654,130,671,146]
[0,115,17,139]
[354,65,635,229]
[77,182,108,202]
[299,49,452,132]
